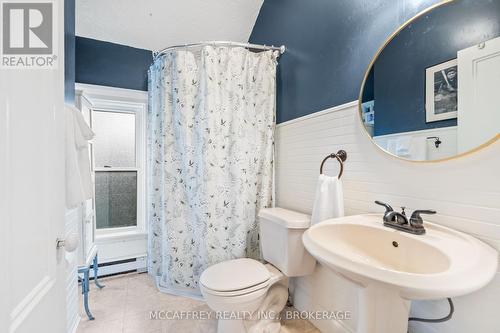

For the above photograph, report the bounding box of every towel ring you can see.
[319,150,347,178]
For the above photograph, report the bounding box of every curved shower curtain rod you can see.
[153,41,286,60]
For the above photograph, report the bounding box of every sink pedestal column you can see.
[357,283,410,333]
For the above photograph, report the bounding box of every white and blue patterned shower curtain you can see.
[147,46,277,296]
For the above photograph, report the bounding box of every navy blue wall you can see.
[75,37,152,91]
[373,0,500,136]
[64,0,75,103]
[362,68,374,103]
[250,0,445,123]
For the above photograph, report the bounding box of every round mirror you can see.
[359,0,500,162]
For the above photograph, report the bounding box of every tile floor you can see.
[76,273,320,333]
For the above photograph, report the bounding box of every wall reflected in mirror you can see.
[360,0,500,161]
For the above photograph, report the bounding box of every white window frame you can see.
[75,83,147,245]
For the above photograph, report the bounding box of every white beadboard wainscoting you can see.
[65,207,81,333]
[373,126,457,161]
[276,101,500,333]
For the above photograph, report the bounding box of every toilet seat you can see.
[200,258,272,297]
[201,278,270,297]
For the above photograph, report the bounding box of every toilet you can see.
[200,207,316,333]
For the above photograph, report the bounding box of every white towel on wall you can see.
[311,174,344,225]
[410,137,427,161]
[65,104,95,208]
[396,136,412,157]
[386,138,398,156]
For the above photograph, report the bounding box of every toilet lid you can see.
[200,258,270,292]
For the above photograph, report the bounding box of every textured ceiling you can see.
[76,0,264,51]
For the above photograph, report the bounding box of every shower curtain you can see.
[148,46,278,296]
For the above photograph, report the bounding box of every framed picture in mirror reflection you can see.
[425,59,458,123]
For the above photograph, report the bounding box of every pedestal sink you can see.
[302,214,498,333]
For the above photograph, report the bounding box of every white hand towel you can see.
[311,174,344,225]
[65,105,95,208]
[396,136,412,157]
[410,136,427,161]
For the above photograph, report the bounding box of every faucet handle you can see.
[375,201,393,213]
[410,209,436,225]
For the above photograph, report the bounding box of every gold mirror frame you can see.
[357,0,500,163]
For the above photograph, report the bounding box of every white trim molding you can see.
[75,83,148,103]
[277,101,358,128]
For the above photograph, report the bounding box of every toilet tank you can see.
[258,208,316,277]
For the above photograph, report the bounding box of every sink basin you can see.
[303,214,498,333]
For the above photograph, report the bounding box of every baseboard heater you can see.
[88,256,147,279]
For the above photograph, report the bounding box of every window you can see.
[92,111,136,168]
[77,86,147,238]
[92,110,139,230]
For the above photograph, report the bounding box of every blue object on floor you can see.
[78,252,105,320]
[92,254,105,289]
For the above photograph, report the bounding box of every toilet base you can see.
[215,283,288,333]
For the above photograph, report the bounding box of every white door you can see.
[0,2,67,333]
[457,35,500,153]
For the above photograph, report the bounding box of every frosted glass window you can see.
[92,111,136,167]
[95,171,137,229]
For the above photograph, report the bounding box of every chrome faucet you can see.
[375,201,436,235]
